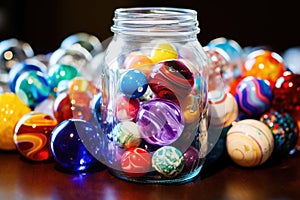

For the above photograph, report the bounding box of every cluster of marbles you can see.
[99,41,208,181]
[204,37,300,168]
[0,33,105,173]
[1,32,300,179]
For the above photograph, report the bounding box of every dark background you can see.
[1,0,299,55]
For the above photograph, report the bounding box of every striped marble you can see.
[226,119,274,167]
[235,76,272,118]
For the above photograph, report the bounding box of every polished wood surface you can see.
[1,150,300,200]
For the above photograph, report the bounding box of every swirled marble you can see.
[152,146,184,177]
[148,59,194,104]
[235,76,272,118]
[111,121,142,149]
[121,147,151,177]
[136,99,184,146]
[14,112,58,161]
[15,70,51,108]
[226,119,274,167]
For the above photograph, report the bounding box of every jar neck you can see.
[111,7,200,37]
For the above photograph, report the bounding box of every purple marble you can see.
[136,99,184,146]
[183,146,200,172]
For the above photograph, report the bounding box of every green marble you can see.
[152,146,184,178]
[47,64,80,97]
[15,70,51,108]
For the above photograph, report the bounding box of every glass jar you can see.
[98,7,210,184]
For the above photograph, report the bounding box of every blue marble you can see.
[50,119,103,172]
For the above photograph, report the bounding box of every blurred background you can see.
[0,0,299,54]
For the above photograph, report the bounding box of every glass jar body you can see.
[100,7,209,184]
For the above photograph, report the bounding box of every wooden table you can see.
[1,150,300,200]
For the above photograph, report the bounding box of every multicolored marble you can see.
[15,70,51,108]
[260,110,298,158]
[8,60,47,92]
[242,49,286,88]
[50,119,101,172]
[121,147,151,177]
[235,76,273,118]
[136,99,184,146]
[111,121,142,149]
[226,119,274,167]
[119,69,148,98]
[150,42,178,64]
[208,90,238,127]
[14,112,58,161]
[123,52,154,76]
[152,146,184,177]
[148,59,194,104]
[0,92,31,150]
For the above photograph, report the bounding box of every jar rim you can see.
[112,7,200,36]
[114,7,197,16]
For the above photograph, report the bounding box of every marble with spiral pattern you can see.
[148,59,194,104]
[136,99,184,146]
[14,112,58,161]
[235,76,273,118]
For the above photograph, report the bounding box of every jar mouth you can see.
[111,7,200,36]
[115,7,197,17]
